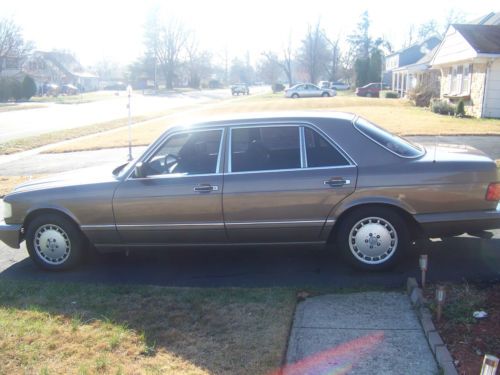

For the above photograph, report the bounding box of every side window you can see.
[304,128,349,168]
[231,126,301,172]
[145,129,222,176]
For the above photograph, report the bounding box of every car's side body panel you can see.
[112,174,226,245]
[223,166,357,242]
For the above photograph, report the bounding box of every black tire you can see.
[291,93,299,98]
[336,207,410,271]
[26,213,86,271]
[322,92,330,97]
[365,92,372,98]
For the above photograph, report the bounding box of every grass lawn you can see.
[46,95,500,154]
[0,279,296,375]
[0,103,47,113]
[30,91,122,105]
[0,109,180,155]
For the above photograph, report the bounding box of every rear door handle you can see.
[193,184,219,193]
[324,178,350,187]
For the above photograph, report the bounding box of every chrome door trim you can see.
[299,126,307,168]
[225,219,332,229]
[116,222,224,231]
[225,164,357,176]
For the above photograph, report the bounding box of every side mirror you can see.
[134,161,146,178]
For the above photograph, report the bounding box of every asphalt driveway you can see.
[0,232,499,288]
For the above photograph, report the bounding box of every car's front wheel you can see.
[322,92,330,97]
[291,93,299,98]
[26,213,86,271]
[337,207,410,271]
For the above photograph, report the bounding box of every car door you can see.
[308,84,322,97]
[222,124,357,243]
[113,128,226,245]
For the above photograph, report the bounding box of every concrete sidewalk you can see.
[285,292,438,375]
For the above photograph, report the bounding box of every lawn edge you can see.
[406,277,458,375]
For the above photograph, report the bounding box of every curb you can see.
[406,277,458,375]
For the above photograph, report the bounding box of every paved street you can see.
[0,87,269,143]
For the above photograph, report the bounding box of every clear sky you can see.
[2,0,498,67]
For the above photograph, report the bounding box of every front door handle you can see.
[193,184,219,193]
[324,178,350,187]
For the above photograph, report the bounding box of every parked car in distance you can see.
[318,81,331,89]
[355,82,387,97]
[331,81,350,90]
[285,83,337,98]
[1,112,499,272]
[61,84,78,95]
[231,83,249,95]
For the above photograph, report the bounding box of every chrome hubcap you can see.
[349,217,398,265]
[34,224,71,265]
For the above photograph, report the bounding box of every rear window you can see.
[354,117,424,158]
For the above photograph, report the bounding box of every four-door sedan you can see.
[285,84,337,98]
[1,112,499,271]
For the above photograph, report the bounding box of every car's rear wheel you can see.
[365,92,372,98]
[336,207,410,271]
[291,93,299,98]
[322,92,330,97]
[26,213,85,271]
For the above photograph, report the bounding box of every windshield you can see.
[354,117,425,158]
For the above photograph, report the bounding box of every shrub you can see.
[408,82,438,107]
[430,98,455,116]
[0,78,23,102]
[381,90,398,99]
[456,99,465,117]
[272,83,285,93]
[22,75,37,100]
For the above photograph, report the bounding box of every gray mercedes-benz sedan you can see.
[1,112,499,271]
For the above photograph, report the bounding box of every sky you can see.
[2,0,498,67]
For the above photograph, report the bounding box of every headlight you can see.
[3,201,12,219]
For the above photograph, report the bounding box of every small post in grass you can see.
[419,254,428,289]
[435,285,446,322]
[480,355,499,375]
[127,84,133,161]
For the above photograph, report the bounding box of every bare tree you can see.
[323,35,341,82]
[298,21,329,83]
[262,34,294,87]
[257,53,281,83]
[185,34,213,88]
[145,11,189,89]
[0,17,31,74]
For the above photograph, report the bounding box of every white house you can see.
[431,24,500,118]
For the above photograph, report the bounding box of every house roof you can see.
[452,24,500,54]
[392,45,440,72]
[468,12,500,26]
[385,36,441,58]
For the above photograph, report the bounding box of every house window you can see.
[447,67,452,93]
[450,66,458,93]
[462,64,471,94]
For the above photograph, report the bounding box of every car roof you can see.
[168,111,357,132]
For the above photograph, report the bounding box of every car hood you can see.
[12,165,119,194]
